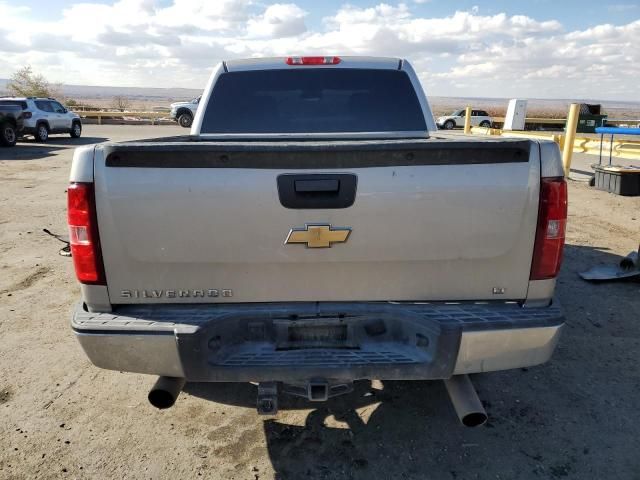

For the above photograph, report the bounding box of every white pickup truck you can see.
[69,56,566,426]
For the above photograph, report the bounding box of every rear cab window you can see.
[201,69,427,134]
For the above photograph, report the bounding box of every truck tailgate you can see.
[94,139,540,304]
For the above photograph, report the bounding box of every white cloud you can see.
[0,1,637,100]
[246,3,307,38]
[154,0,251,31]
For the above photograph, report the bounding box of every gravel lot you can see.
[1,125,639,480]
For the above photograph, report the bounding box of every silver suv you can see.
[436,109,492,130]
[0,97,82,142]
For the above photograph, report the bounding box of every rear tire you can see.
[480,121,491,128]
[444,120,455,130]
[178,112,193,128]
[70,122,82,138]
[1,122,17,147]
[35,123,49,142]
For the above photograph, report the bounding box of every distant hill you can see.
[0,79,202,108]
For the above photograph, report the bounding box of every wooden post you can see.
[562,103,580,178]
[98,114,102,126]
[464,106,472,134]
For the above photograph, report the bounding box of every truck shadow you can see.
[0,137,108,161]
[185,373,574,479]
[186,379,468,478]
[185,243,640,479]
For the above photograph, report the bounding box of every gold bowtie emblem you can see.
[285,224,351,248]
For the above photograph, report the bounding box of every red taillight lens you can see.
[23,111,32,119]
[530,177,568,280]
[286,56,341,65]
[67,183,105,284]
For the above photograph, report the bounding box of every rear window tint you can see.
[0,100,27,109]
[201,69,426,134]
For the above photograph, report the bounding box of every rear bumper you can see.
[71,302,563,382]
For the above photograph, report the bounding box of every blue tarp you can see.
[595,127,640,135]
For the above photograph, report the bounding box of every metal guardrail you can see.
[72,110,172,125]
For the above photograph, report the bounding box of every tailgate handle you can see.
[295,179,339,193]
[277,174,357,209]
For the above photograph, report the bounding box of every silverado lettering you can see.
[120,289,233,299]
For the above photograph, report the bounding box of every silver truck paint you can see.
[69,57,565,417]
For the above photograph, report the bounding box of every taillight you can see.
[67,183,106,285]
[286,56,341,65]
[23,111,32,119]
[530,177,568,280]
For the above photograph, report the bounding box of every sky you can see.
[0,0,638,100]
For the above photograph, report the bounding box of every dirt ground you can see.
[1,125,639,480]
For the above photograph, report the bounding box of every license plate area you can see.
[274,318,356,349]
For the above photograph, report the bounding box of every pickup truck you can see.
[170,95,201,128]
[69,56,566,426]
[0,104,23,147]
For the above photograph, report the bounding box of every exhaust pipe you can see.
[148,376,186,409]
[444,375,488,427]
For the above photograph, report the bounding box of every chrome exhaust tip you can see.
[444,374,488,427]
[148,376,186,409]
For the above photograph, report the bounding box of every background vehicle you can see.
[170,95,201,128]
[0,104,23,147]
[69,57,565,425]
[0,97,82,142]
[437,109,492,130]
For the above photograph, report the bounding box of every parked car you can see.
[437,109,492,130]
[0,104,24,147]
[170,95,201,128]
[68,56,565,426]
[0,97,82,142]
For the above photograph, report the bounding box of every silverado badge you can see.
[285,224,351,248]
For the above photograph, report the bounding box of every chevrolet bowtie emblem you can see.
[285,224,351,248]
